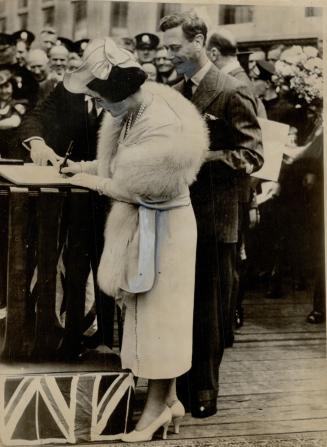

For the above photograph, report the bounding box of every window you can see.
[72,0,87,39]
[111,2,128,29]
[18,13,28,29]
[18,0,28,8]
[219,5,254,25]
[43,6,55,26]
[0,17,6,32]
[0,0,6,15]
[305,7,322,17]
[158,3,181,23]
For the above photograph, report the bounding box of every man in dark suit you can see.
[207,30,266,330]
[161,12,263,418]
[20,82,115,355]
[21,81,99,163]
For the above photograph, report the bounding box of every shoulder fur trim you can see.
[97,83,209,190]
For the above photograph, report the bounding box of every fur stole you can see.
[97,83,209,297]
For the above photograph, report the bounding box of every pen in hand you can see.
[59,140,74,176]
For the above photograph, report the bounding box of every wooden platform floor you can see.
[6,284,325,446]
[110,284,327,447]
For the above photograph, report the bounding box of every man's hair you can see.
[207,30,237,56]
[159,11,208,45]
[40,27,57,36]
[27,49,49,65]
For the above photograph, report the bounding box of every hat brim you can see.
[137,45,155,50]
[63,59,95,95]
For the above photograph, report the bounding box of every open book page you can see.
[0,164,71,186]
[252,118,290,182]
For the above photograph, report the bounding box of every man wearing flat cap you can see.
[135,32,159,64]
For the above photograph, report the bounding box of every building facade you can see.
[0,0,323,49]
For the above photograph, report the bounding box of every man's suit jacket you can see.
[228,66,251,85]
[20,82,103,162]
[175,64,263,243]
[228,64,266,204]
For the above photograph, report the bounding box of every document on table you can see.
[0,163,71,185]
[251,118,290,182]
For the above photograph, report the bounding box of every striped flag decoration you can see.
[0,372,134,446]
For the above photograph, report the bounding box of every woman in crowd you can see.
[62,37,208,442]
[0,66,26,159]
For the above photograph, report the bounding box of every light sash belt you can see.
[121,191,191,294]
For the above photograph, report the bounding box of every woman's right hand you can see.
[30,139,62,167]
[60,160,83,175]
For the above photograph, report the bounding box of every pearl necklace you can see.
[124,102,147,138]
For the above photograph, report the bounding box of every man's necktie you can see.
[183,78,194,100]
[88,97,98,128]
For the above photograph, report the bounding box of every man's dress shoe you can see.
[191,400,217,418]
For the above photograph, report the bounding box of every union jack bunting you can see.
[0,372,134,446]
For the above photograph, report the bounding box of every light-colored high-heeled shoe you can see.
[121,406,172,443]
[170,400,185,434]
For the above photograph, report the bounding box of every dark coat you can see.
[175,64,263,242]
[228,66,251,84]
[20,82,103,161]
[11,63,39,110]
[227,64,265,204]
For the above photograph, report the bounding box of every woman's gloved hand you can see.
[60,160,83,175]
[69,173,104,191]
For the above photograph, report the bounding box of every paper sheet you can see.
[0,163,71,186]
[252,118,290,182]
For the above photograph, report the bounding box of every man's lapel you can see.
[192,65,225,113]
[174,79,184,94]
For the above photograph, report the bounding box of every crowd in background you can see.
[0,24,324,327]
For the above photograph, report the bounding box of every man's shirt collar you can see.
[185,60,212,90]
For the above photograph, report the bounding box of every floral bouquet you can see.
[272,45,323,107]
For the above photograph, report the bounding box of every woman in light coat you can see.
[63,37,208,442]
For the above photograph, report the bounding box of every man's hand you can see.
[249,208,260,228]
[303,173,316,190]
[265,181,281,199]
[30,139,62,167]
[283,145,307,165]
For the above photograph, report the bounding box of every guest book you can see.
[0,163,71,186]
